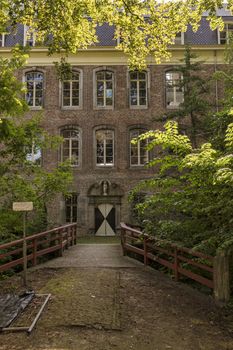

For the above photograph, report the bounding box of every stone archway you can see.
[87,180,124,235]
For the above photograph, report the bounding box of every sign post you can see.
[13,202,33,288]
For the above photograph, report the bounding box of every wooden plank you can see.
[35,244,61,257]
[147,252,174,270]
[178,255,213,273]
[124,243,144,256]
[176,246,214,262]
[178,267,214,289]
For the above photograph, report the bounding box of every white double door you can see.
[95,203,115,236]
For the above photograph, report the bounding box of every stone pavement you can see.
[40,243,142,268]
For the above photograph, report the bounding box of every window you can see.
[65,193,78,223]
[61,129,80,166]
[24,26,36,46]
[129,71,147,107]
[96,130,114,166]
[219,23,233,45]
[25,71,44,108]
[96,71,113,108]
[26,141,42,166]
[165,71,183,109]
[0,34,5,47]
[174,32,184,45]
[62,71,81,108]
[130,130,148,166]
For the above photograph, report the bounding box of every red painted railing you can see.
[120,223,214,289]
[0,223,77,273]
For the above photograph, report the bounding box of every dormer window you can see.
[218,23,233,44]
[174,32,184,45]
[24,26,36,47]
[0,34,5,47]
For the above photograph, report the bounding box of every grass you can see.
[76,235,121,244]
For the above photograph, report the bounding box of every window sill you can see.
[94,106,114,110]
[130,105,148,110]
[166,105,181,110]
[61,106,82,110]
[28,106,43,110]
[95,165,114,169]
[129,165,147,169]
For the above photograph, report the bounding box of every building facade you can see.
[0,12,231,235]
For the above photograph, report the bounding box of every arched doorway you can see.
[87,180,123,235]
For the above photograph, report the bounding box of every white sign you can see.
[13,202,33,211]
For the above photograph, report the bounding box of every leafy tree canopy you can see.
[0,0,231,68]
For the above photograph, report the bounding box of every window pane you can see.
[97,82,104,97]
[35,98,42,106]
[63,82,70,90]
[72,82,79,90]
[138,72,146,80]
[72,90,79,97]
[63,98,70,106]
[139,97,146,105]
[106,97,112,106]
[96,72,105,80]
[72,72,79,80]
[105,71,112,80]
[130,72,138,80]
[72,98,79,106]
[97,97,104,106]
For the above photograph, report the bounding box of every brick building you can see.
[0,10,232,235]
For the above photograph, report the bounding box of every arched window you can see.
[129,71,147,107]
[95,70,114,108]
[25,71,44,107]
[61,128,81,166]
[130,129,148,166]
[165,71,183,109]
[62,71,81,108]
[95,129,114,166]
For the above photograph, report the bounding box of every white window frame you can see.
[61,70,82,109]
[94,70,114,109]
[24,25,36,47]
[61,128,81,167]
[0,33,5,47]
[129,71,148,109]
[218,23,233,45]
[165,71,184,109]
[174,32,184,45]
[130,129,148,167]
[95,129,114,167]
[26,140,42,166]
[24,71,44,109]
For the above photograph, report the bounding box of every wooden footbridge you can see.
[0,223,231,302]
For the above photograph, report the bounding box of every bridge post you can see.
[214,252,230,302]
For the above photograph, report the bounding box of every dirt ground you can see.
[0,265,233,350]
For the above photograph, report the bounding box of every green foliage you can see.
[164,45,210,147]
[131,120,233,256]
[0,49,73,243]
[1,0,232,69]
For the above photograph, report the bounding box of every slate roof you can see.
[1,12,233,48]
